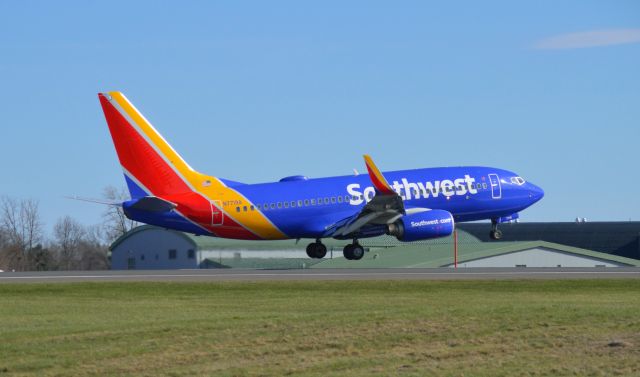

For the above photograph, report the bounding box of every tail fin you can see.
[98,92,210,199]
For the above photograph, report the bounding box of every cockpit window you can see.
[511,176,526,185]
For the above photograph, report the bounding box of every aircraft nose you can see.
[528,182,544,202]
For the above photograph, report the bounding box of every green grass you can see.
[1,280,639,376]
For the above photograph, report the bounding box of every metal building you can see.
[110,225,640,270]
[110,226,199,270]
[458,221,640,259]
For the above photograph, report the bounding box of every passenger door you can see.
[488,174,502,199]
[211,200,223,226]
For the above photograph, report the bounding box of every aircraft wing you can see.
[326,155,417,238]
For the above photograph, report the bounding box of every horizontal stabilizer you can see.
[65,196,121,206]
[126,196,177,213]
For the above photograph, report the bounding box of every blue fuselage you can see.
[224,166,544,239]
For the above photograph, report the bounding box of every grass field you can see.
[1,280,639,376]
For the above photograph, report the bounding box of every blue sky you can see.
[0,1,639,233]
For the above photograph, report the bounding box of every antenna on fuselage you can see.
[353,169,359,176]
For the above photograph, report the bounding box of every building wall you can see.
[458,222,640,259]
[111,228,198,270]
[453,247,626,268]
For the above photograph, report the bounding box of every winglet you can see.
[363,155,396,195]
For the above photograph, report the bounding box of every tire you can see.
[306,243,317,258]
[315,243,327,259]
[489,230,503,240]
[351,245,365,260]
[343,244,354,260]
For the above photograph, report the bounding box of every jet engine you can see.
[387,209,455,242]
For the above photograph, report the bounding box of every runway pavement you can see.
[1,268,640,283]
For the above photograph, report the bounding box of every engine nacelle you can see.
[387,210,455,242]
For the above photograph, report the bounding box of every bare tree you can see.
[78,224,110,270]
[0,196,44,271]
[53,216,86,270]
[102,186,138,242]
[0,227,9,270]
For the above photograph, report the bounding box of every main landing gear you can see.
[305,240,366,260]
[343,241,365,261]
[490,219,503,240]
[306,240,327,259]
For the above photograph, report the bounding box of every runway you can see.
[1,268,640,283]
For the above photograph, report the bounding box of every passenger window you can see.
[236,207,240,212]
[304,199,309,206]
[298,200,303,207]
[331,197,336,204]
[318,198,323,205]
[476,183,482,189]
[345,195,350,202]
[243,206,247,212]
[324,198,329,204]
[250,205,254,211]
[338,196,343,203]
[284,202,289,208]
[482,183,487,189]
[311,199,316,205]
[264,203,269,210]
[277,202,282,208]
[291,201,296,208]
[270,203,276,209]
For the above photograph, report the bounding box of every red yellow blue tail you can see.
[98,92,287,240]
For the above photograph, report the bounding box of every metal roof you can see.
[312,240,640,268]
[459,222,640,259]
[110,225,640,268]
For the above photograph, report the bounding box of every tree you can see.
[0,196,44,271]
[53,216,86,270]
[101,186,138,242]
[30,244,54,271]
[78,224,110,270]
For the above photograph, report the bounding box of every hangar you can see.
[458,221,640,259]
[110,224,640,269]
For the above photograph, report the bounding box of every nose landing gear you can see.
[490,219,503,240]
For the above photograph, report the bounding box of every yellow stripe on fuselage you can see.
[109,92,287,240]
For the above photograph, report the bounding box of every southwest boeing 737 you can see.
[98,92,544,260]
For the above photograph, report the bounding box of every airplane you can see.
[98,92,544,260]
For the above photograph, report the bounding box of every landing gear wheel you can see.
[306,243,315,258]
[343,243,365,260]
[489,219,502,240]
[351,245,365,260]
[315,243,327,258]
[306,242,327,259]
[343,244,354,260]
